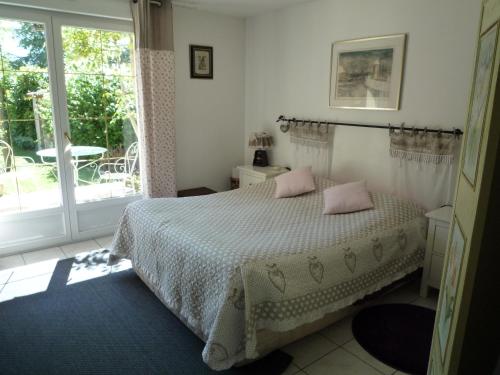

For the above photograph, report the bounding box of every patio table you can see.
[37,146,107,185]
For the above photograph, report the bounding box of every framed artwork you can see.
[329,34,406,110]
[190,45,213,79]
[437,218,466,363]
[462,23,498,187]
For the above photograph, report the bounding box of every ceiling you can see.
[171,0,311,17]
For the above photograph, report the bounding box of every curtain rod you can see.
[276,115,463,136]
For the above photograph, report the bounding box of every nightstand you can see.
[237,165,288,188]
[177,187,217,197]
[420,206,453,298]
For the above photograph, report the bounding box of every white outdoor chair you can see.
[98,142,139,187]
[0,140,14,175]
[0,139,37,171]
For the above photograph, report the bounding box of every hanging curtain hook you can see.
[318,121,328,133]
[280,119,290,133]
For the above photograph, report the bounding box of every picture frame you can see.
[437,217,466,364]
[329,34,406,110]
[190,45,213,79]
[462,22,498,187]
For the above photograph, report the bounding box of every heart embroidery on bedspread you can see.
[398,229,408,251]
[235,337,246,355]
[267,264,286,294]
[344,248,357,273]
[372,238,383,262]
[228,288,245,310]
[209,343,229,362]
[308,256,324,284]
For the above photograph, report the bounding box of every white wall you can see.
[245,0,482,194]
[1,0,482,194]
[173,6,245,191]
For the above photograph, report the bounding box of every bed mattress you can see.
[110,177,427,370]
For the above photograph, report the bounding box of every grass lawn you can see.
[0,158,58,196]
[1,146,140,199]
[0,155,102,196]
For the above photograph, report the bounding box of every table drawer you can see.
[240,173,265,188]
[429,254,445,288]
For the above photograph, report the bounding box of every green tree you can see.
[1,21,136,158]
[12,22,47,69]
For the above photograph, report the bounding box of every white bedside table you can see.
[237,165,288,188]
[420,206,453,298]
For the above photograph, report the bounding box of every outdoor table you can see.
[36,146,107,185]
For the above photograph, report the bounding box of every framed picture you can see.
[329,34,406,110]
[190,45,213,79]
[462,22,498,187]
[437,217,466,364]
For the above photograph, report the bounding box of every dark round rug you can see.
[352,304,435,375]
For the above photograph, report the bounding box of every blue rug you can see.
[0,257,292,374]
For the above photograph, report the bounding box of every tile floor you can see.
[280,283,437,375]
[0,239,438,375]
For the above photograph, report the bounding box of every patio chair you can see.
[98,142,139,188]
[0,139,46,174]
[0,140,14,175]
[0,140,40,198]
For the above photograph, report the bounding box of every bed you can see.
[109,176,427,370]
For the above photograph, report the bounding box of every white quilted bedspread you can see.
[110,177,427,370]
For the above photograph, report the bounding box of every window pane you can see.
[101,32,134,76]
[3,72,51,121]
[0,20,47,73]
[62,27,103,74]
[62,26,140,203]
[0,19,60,215]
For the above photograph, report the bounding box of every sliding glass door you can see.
[59,25,139,204]
[0,5,141,255]
[0,17,61,213]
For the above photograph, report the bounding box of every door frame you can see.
[51,13,141,241]
[0,4,141,256]
[0,5,72,255]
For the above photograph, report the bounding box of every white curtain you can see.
[289,125,333,177]
[389,130,460,210]
[390,158,457,211]
[131,0,176,198]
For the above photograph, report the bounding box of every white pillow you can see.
[323,180,374,214]
[274,166,316,198]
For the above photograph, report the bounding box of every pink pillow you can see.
[323,180,374,214]
[275,166,316,198]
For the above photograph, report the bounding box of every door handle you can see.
[64,132,73,144]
